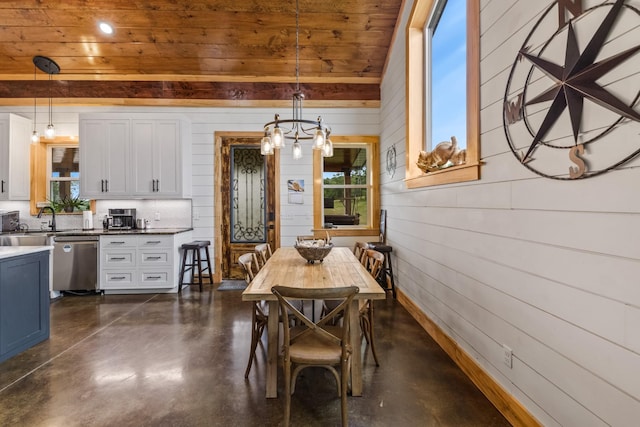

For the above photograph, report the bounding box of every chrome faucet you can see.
[37,206,57,232]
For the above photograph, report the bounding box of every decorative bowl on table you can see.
[294,241,334,264]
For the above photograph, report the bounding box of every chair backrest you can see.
[254,243,273,269]
[363,249,385,280]
[353,241,369,264]
[379,209,387,244]
[238,252,259,285]
[272,285,359,350]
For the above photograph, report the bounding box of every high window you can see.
[406,0,480,188]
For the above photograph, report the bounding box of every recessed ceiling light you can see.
[99,22,114,35]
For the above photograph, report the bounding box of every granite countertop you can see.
[55,227,193,236]
[0,246,53,260]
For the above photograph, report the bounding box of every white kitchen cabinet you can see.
[79,113,191,200]
[0,113,32,201]
[99,232,192,293]
[131,119,187,198]
[79,119,130,199]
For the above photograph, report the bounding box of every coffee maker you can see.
[107,208,136,230]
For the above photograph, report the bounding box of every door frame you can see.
[213,131,280,282]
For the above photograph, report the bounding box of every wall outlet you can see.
[154,212,161,221]
[502,344,513,369]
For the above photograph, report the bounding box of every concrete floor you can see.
[0,285,510,426]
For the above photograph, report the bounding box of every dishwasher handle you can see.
[54,235,100,242]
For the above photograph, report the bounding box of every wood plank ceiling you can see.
[0,0,403,106]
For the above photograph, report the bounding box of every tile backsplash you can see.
[0,199,192,231]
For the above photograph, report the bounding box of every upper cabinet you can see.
[79,114,192,200]
[0,113,32,201]
[80,118,130,199]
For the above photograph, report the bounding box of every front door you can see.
[214,133,279,280]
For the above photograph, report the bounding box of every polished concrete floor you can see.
[0,285,510,426]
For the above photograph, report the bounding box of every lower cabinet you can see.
[0,250,50,363]
[99,233,192,293]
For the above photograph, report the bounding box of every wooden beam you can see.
[0,80,380,102]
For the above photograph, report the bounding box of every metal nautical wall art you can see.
[503,0,640,180]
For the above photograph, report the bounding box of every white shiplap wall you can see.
[380,0,640,425]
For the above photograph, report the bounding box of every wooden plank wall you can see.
[379,0,640,425]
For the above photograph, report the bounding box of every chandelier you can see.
[261,0,333,160]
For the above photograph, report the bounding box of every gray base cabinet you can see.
[0,251,50,363]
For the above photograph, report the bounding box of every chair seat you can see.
[289,326,344,364]
[367,242,392,252]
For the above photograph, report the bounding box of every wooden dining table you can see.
[241,246,386,398]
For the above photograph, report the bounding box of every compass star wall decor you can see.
[503,0,640,180]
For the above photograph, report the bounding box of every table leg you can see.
[266,300,279,398]
[349,300,362,396]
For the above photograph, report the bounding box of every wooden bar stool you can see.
[368,209,396,298]
[179,240,213,292]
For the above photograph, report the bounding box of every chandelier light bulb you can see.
[31,130,39,143]
[322,138,334,157]
[272,127,284,148]
[292,140,303,160]
[45,123,55,139]
[313,128,326,149]
[261,135,274,155]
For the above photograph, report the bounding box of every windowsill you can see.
[405,162,481,189]
[312,228,380,238]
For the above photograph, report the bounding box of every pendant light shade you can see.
[32,56,60,140]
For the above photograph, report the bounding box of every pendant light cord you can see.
[295,0,300,92]
[33,65,37,131]
[48,74,53,126]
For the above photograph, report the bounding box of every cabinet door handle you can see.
[146,256,162,260]
[105,180,109,192]
[1,180,5,193]
[110,256,127,261]
[110,241,126,245]
[146,276,162,280]
[101,179,104,192]
[111,276,127,280]
[145,241,162,244]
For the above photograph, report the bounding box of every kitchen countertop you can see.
[2,228,193,237]
[55,227,193,236]
[0,246,53,260]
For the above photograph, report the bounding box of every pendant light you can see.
[261,0,332,159]
[30,63,39,143]
[32,56,60,140]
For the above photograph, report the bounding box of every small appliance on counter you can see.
[82,211,94,230]
[0,211,19,233]
[107,208,136,230]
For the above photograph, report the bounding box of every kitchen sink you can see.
[0,233,51,246]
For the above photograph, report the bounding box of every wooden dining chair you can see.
[352,241,369,265]
[254,243,273,269]
[238,252,268,378]
[359,249,385,366]
[322,248,383,366]
[272,285,359,427]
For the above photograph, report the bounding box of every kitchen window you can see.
[313,136,380,237]
[405,0,480,188]
[30,137,93,215]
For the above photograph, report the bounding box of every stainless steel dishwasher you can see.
[53,235,99,291]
